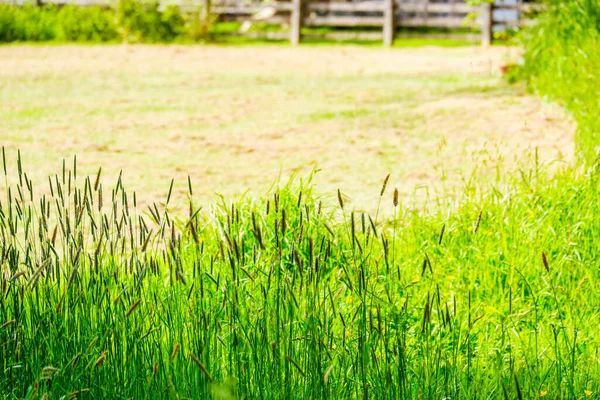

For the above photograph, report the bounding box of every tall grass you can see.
[1,2,599,397]
[1,146,599,398]
[521,0,600,162]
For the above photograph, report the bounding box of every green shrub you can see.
[0,5,13,39]
[116,0,185,42]
[55,5,118,42]
[521,0,600,162]
[0,4,57,41]
[0,5,22,41]
[18,5,57,41]
[0,1,186,43]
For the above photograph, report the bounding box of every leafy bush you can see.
[116,0,185,42]
[0,1,188,43]
[55,5,118,41]
[0,4,56,41]
[0,4,117,42]
[521,0,600,162]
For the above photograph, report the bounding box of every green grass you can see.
[1,1,597,397]
[1,144,600,398]
[521,0,600,163]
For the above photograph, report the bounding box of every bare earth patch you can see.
[0,44,574,213]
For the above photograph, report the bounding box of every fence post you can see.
[480,2,493,47]
[383,0,395,47]
[291,0,303,45]
[200,0,212,38]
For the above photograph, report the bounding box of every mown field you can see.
[2,1,600,397]
[0,45,572,212]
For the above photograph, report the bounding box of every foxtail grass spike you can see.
[380,173,390,197]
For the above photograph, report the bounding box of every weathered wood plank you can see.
[211,3,293,13]
[304,16,384,27]
[307,2,386,13]
[399,17,468,28]
[397,3,472,13]
[425,3,471,13]
[494,3,544,13]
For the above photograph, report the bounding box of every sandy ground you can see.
[0,44,574,213]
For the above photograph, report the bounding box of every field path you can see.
[0,44,574,212]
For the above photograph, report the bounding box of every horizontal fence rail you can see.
[0,0,541,45]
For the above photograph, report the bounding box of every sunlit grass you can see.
[1,146,599,398]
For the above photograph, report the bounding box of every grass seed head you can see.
[126,299,142,317]
[189,353,212,381]
[380,173,390,197]
[171,343,180,361]
[542,252,550,272]
[1,319,16,329]
[93,352,107,369]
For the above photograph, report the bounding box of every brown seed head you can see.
[542,252,549,272]
[380,174,390,197]
[93,352,107,369]
[337,189,344,210]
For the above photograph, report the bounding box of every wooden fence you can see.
[1,0,541,45]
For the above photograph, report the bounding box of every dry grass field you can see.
[0,44,574,212]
